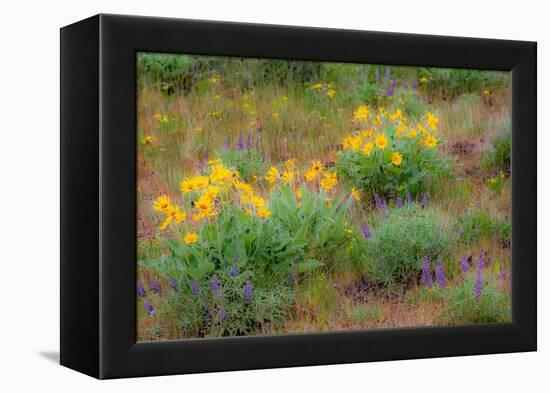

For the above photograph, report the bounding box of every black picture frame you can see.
[60,14,537,379]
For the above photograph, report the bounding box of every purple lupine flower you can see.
[168,277,177,291]
[243,280,254,305]
[397,196,403,208]
[210,275,221,294]
[150,277,161,295]
[421,256,433,288]
[412,80,418,91]
[144,300,155,316]
[374,194,387,211]
[384,66,391,79]
[230,264,240,278]
[435,258,447,289]
[384,87,395,97]
[477,250,486,270]
[460,256,469,273]
[498,262,506,281]
[218,307,227,322]
[361,223,371,239]
[420,192,429,207]
[246,133,252,149]
[137,282,146,298]
[474,268,484,300]
[405,190,412,205]
[191,279,201,296]
[391,78,398,88]
[237,132,245,151]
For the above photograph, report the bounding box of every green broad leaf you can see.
[297,259,325,273]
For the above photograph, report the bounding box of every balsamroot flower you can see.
[460,256,469,273]
[361,223,372,239]
[150,277,161,295]
[243,280,254,305]
[137,282,146,298]
[435,258,447,289]
[144,300,155,316]
[422,256,433,288]
[474,268,485,300]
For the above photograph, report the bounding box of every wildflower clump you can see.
[336,104,452,199]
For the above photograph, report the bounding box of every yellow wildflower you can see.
[153,195,171,212]
[142,135,156,144]
[361,128,375,139]
[203,185,220,200]
[351,187,361,201]
[209,163,233,186]
[327,89,336,98]
[159,216,173,231]
[420,76,429,84]
[417,123,429,135]
[311,161,323,173]
[396,123,408,138]
[362,141,374,156]
[234,181,253,195]
[285,159,296,171]
[407,128,418,139]
[391,152,403,166]
[342,134,354,150]
[353,105,370,122]
[482,89,491,96]
[425,112,439,131]
[194,194,214,217]
[153,113,162,121]
[373,114,383,128]
[281,170,295,184]
[312,83,323,89]
[295,188,302,200]
[184,232,199,244]
[424,134,438,148]
[265,166,280,184]
[191,175,209,190]
[257,207,272,219]
[180,178,196,194]
[389,109,404,122]
[320,171,338,192]
[193,126,204,133]
[305,169,318,182]
[374,134,388,150]
[350,134,362,151]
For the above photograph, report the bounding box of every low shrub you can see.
[482,124,511,175]
[363,204,451,292]
[440,273,510,324]
[457,207,510,246]
[219,147,266,182]
[348,304,384,325]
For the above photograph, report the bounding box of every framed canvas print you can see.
[60,14,536,379]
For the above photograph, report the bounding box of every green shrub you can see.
[219,148,266,182]
[153,264,295,338]
[483,124,511,175]
[458,208,510,245]
[363,204,451,292]
[348,304,384,324]
[269,184,354,270]
[440,274,510,324]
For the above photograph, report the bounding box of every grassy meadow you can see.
[136,53,511,340]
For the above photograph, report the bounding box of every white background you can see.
[0,0,546,390]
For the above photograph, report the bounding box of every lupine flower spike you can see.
[144,300,155,316]
[168,277,177,291]
[150,277,161,295]
[243,280,254,304]
[137,282,146,298]
[191,279,201,296]
[498,262,506,281]
[405,190,412,205]
[435,258,447,289]
[421,192,429,207]
[218,307,227,322]
[361,223,371,239]
[477,250,486,270]
[460,256,469,273]
[230,264,240,278]
[474,268,484,300]
[397,196,403,208]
